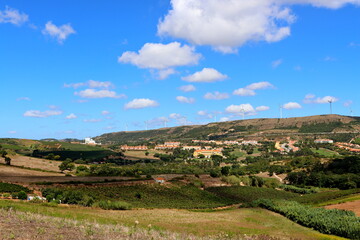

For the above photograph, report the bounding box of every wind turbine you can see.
[279,105,283,119]
[328,99,333,115]
[240,107,245,120]
[144,121,148,130]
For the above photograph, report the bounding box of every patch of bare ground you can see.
[324,200,360,216]
[0,164,136,184]
[9,155,63,172]
[0,208,281,240]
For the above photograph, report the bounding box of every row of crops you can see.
[254,199,360,239]
[0,183,31,193]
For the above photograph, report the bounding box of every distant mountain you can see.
[94,115,360,144]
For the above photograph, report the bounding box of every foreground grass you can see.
[0,200,346,239]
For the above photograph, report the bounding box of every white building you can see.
[84,137,97,145]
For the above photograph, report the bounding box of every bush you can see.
[17,191,27,200]
[94,200,132,210]
[254,199,360,239]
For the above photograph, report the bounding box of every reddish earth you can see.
[324,200,360,216]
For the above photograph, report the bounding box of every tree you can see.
[221,166,230,176]
[4,156,11,165]
[59,160,75,172]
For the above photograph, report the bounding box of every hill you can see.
[94,114,360,144]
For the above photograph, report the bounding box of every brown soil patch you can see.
[2,155,62,172]
[324,200,360,216]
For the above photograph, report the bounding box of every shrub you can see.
[254,199,360,239]
[94,200,132,210]
[17,191,27,200]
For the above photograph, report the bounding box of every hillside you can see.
[95,114,360,144]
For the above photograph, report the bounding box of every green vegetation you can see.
[279,184,319,194]
[299,121,343,133]
[42,184,234,209]
[294,188,360,205]
[206,186,298,204]
[0,183,31,193]
[253,199,360,239]
[311,148,339,157]
[94,200,132,210]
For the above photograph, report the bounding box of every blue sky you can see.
[1,0,359,139]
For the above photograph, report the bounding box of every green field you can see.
[0,200,347,239]
[311,148,339,157]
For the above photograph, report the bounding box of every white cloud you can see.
[220,117,231,122]
[75,89,125,99]
[66,113,77,119]
[304,94,339,104]
[8,131,17,134]
[42,21,75,43]
[83,119,102,123]
[182,68,228,83]
[225,104,256,115]
[176,96,195,104]
[158,0,295,53]
[118,42,201,69]
[233,88,256,96]
[256,106,270,111]
[179,84,196,92]
[101,110,110,115]
[17,97,31,101]
[204,91,229,100]
[148,117,170,127]
[0,6,28,26]
[156,68,177,80]
[125,98,159,109]
[233,81,274,96]
[272,59,283,68]
[197,110,207,116]
[24,110,63,118]
[246,81,274,90]
[323,56,337,61]
[169,113,182,119]
[64,80,113,89]
[158,0,360,53]
[283,102,302,109]
[344,100,353,107]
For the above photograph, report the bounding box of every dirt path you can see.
[324,200,360,216]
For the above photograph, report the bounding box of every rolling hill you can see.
[94,114,360,144]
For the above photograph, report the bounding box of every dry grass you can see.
[0,207,281,240]
[324,199,360,216]
[6,155,62,172]
[0,164,135,184]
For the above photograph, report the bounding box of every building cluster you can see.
[314,139,334,144]
[192,139,258,146]
[84,138,100,145]
[120,145,148,151]
[335,142,360,152]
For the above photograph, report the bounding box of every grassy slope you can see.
[0,200,346,240]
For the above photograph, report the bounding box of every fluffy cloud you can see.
[283,102,302,109]
[246,81,274,90]
[158,0,294,53]
[272,59,283,68]
[225,104,256,115]
[304,94,339,104]
[156,69,177,80]
[256,106,270,111]
[64,80,114,89]
[101,110,110,115]
[204,91,229,100]
[158,0,359,53]
[233,88,256,96]
[124,98,159,109]
[233,81,274,96]
[65,113,77,119]
[24,110,63,118]
[83,119,102,123]
[176,96,196,104]
[169,113,182,119]
[179,84,196,92]
[75,89,125,99]
[17,97,31,101]
[182,68,228,83]
[118,42,201,69]
[0,6,28,26]
[42,21,75,43]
